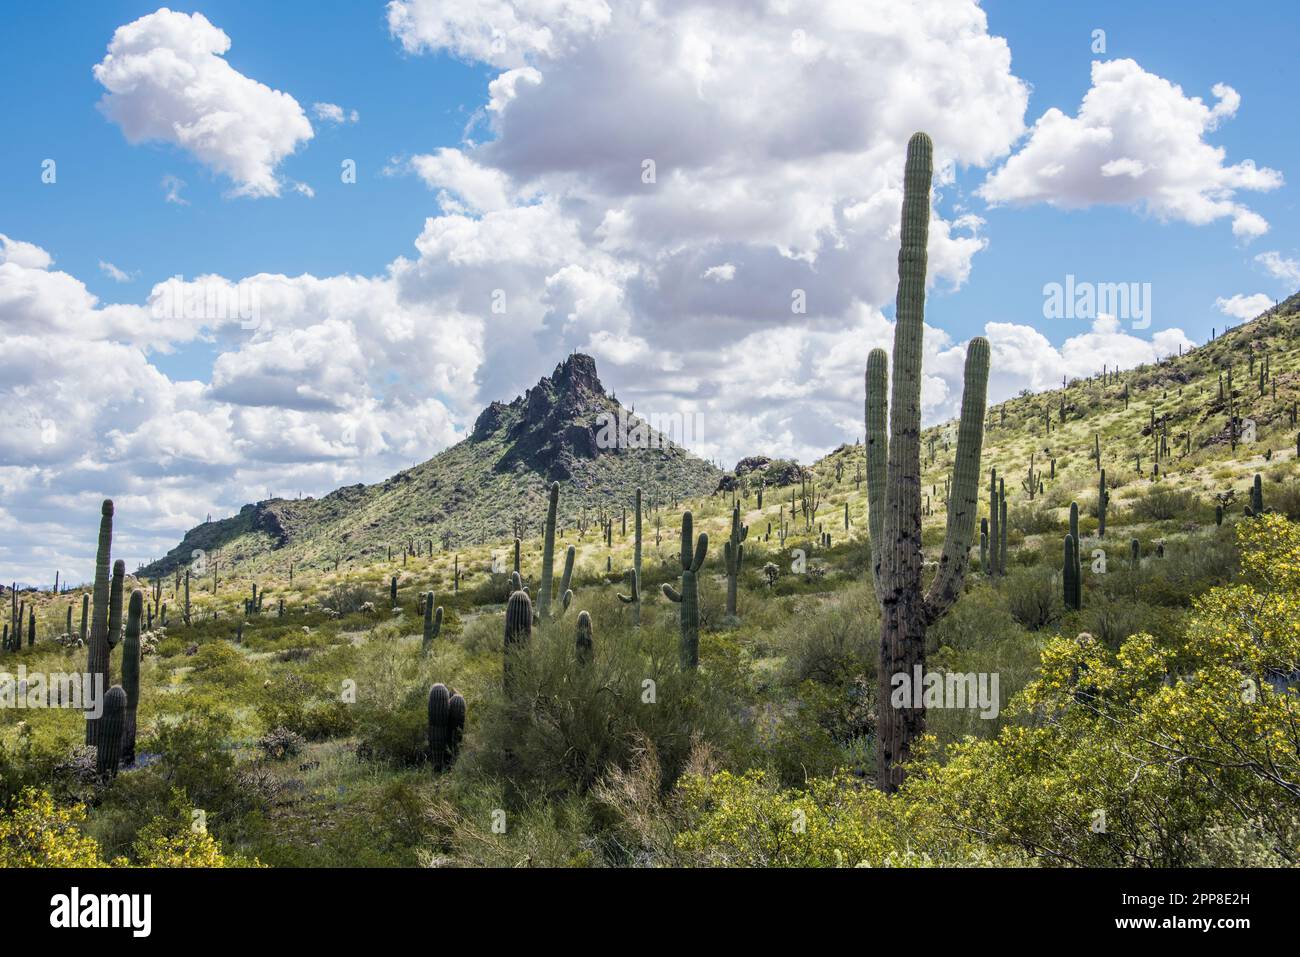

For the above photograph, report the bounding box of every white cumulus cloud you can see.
[93,8,315,198]
[981,59,1282,238]
[1215,292,1274,320]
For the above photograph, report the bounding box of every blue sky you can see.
[1,0,1298,584]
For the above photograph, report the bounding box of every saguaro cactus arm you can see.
[617,569,640,604]
[865,348,889,598]
[923,337,990,620]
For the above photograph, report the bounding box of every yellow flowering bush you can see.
[673,769,1023,866]
[0,788,106,867]
[0,787,259,868]
[903,514,1300,866]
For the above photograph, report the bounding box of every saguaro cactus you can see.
[428,683,453,772]
[723,502,748,617]
[1063,535,1081,610]
[575,610,593,663]
[97,686,126,780]
[558,544,575,614]
[421,591,443,655]
[662,511,708,670]
[539,482,560,620]
[987,469,1001,577]
[1098,469,1110,537]
[1246,473,1266,516]
[616,567,640,623]
[448,691,466,762]
[864,132,990,792]
[107,560,125,652]
[122,589,143,765]
[503,589,533,689]
[87,501,114,746]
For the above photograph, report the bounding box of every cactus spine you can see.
[864,133,990,792]
[662,511,708,670]
[122,589,142,765]
[723,502,748,617]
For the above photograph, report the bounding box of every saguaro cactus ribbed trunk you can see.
[864,132,990,793]
[539,482,559,620]
[662,511,708,669]
[86,500,113,745]
[122,589,142,765]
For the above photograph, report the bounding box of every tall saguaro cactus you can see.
[86,500,114,745]
[662,511,708,670]
[122,589,143,765]
[538,482,559,620]
[987,469,1001,577]
[723,502,748,617]
[864,132,990,792]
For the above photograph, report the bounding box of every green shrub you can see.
[1002,565,1062,631]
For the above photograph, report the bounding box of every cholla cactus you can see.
[662,511,708,670]
[864,133,990,791]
